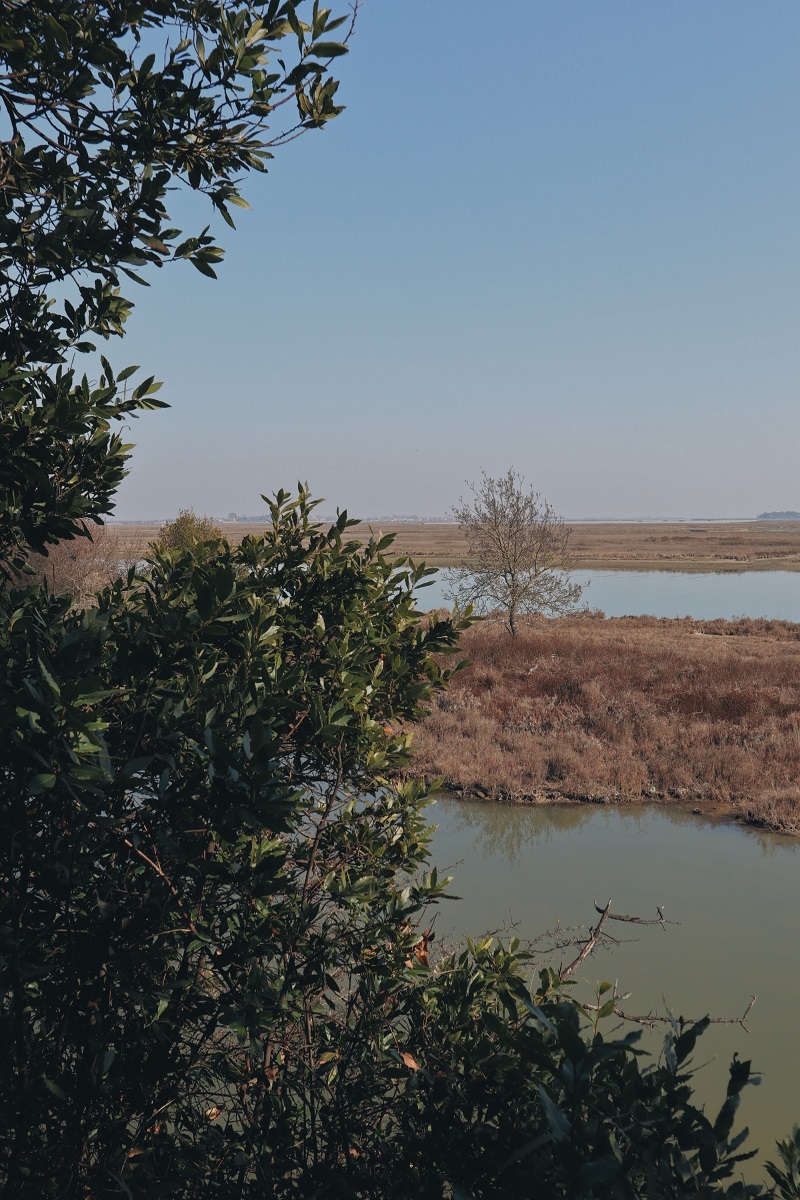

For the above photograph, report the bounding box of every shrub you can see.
[156,508,223,555]
[1,491,466,1196]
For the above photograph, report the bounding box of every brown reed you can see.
[408,614,800,835]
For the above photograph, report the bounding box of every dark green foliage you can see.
[767,1128,800,1199]
[1,489,469,1196]
[0,0,351,572]
[344,947,765,1200]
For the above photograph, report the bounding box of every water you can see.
[416,569,800,622]
[427,798,800,1181]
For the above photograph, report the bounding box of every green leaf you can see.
[537,1087,572,1143]
[43,14,69,51]
[191,257,218,279]
[310,40,348,57]
[28,773,57,794]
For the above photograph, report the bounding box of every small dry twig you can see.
[561,899,673,978]
[560,900,756,1033]
[613,994,757,1033]
[592,900,679,927]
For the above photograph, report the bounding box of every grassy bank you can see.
[408,615,800,834]
[107,519,800,571]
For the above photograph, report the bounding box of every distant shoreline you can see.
[104,519,800,573]
[403,557,800,573]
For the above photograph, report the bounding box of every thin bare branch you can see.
[446,469,582,635]
[613,995,758,1033]
[593,900,679,927]
[561,900,613,977]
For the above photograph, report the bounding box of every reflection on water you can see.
[736,822,800,859]
[443,799,656,863]
[417,568,800,622]
[428,798,800,1179]
[441,798,800,865]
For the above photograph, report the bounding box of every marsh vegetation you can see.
[102,518,800,572]
[410,614,800,834]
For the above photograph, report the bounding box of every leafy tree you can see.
[1,488,470,1196]
[156,507,223,554]
[446,468,582,636]
[0,0,353,574]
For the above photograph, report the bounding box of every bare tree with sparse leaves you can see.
[445,469,582,636]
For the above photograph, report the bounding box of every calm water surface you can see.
[428,799,800,1180]
[417,569,800,621]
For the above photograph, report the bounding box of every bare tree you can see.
[445,469,582,636]
[25,523,124,606]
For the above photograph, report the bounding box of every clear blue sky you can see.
[115,0,799,521]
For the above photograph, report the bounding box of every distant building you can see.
[757,511,800,521]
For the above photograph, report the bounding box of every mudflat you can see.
[108,519,800,571]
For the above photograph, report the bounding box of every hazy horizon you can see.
[108,510,774,526]
[112,1,799,523]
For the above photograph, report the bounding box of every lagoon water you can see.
[428,798,800,1181]
[414,569,800,1175]
[417,568,800,622]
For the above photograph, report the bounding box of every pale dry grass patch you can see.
[739,788,800,835]
[410,615,800,834]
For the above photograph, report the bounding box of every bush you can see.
[156,509,223,555]
[1,491,466,1196]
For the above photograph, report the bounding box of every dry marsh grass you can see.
[346,520,800,570]
[566,520,800,570]
[107,520,800,571]
[409,615,800,835]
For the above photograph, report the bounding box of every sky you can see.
[114,0,800,521]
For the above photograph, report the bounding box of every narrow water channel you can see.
[416,568,800,621]
[427,798,800,1181]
